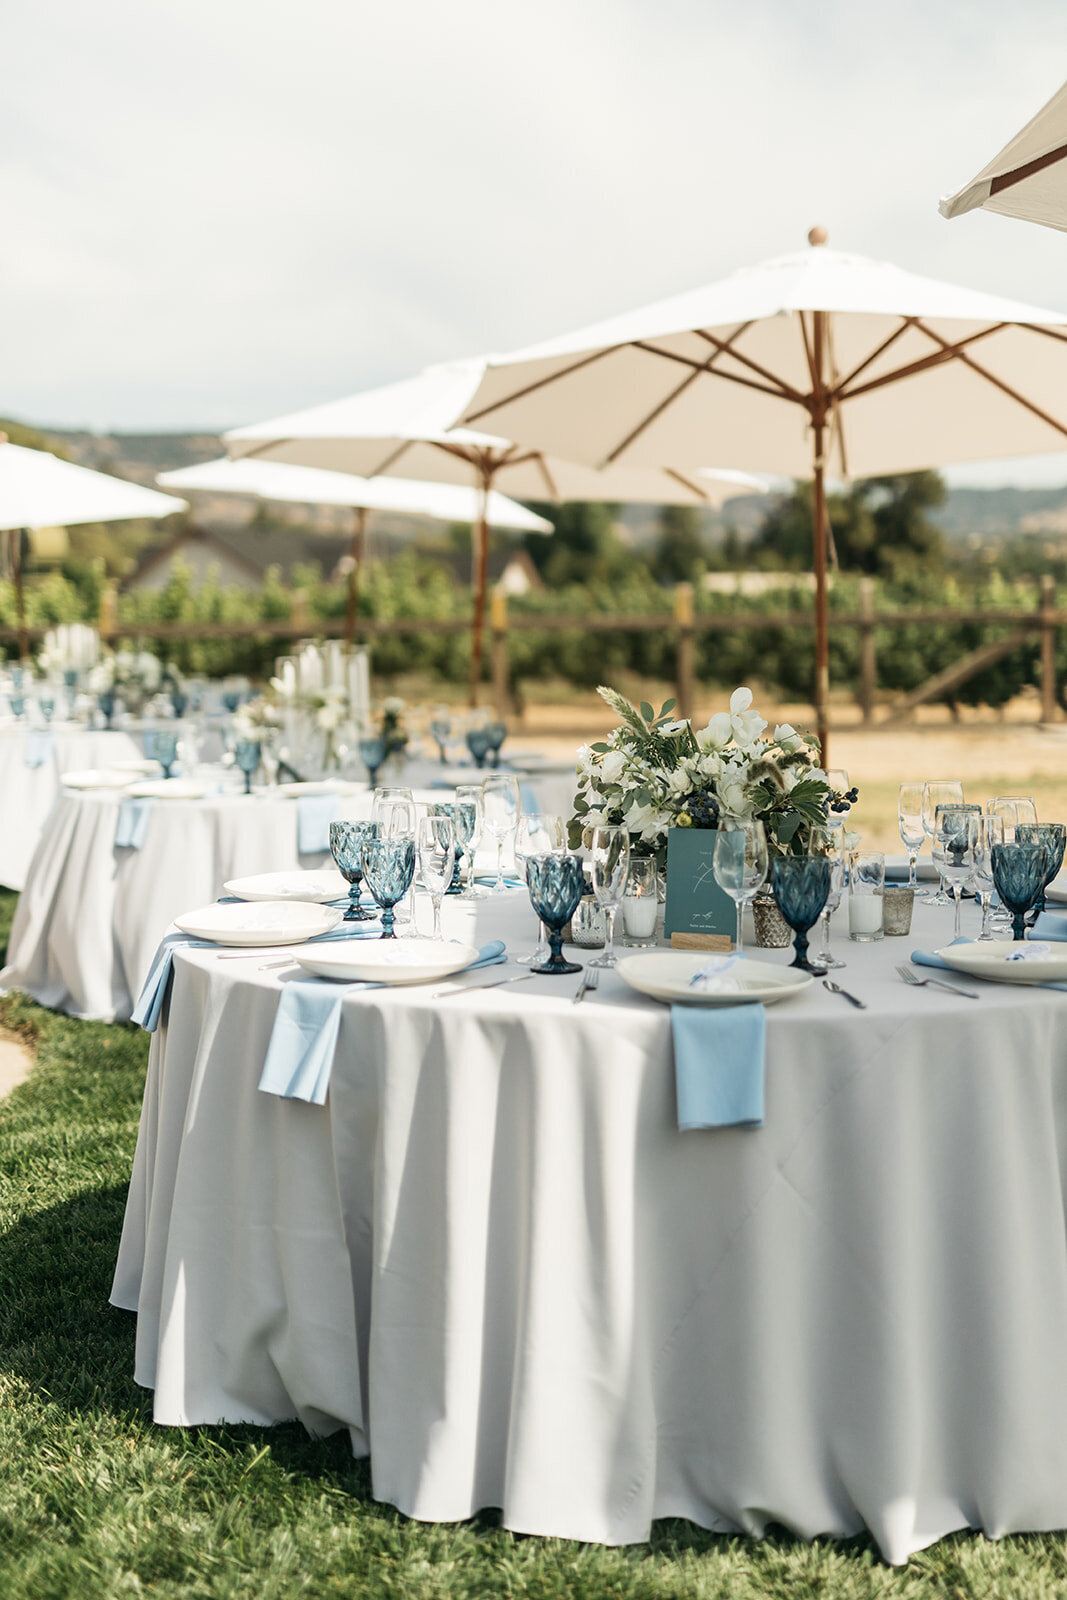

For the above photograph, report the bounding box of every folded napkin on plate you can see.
[115,797,153,850]
[24,729,54,768]
[297,794,341,854]
[670,999,766,1130]
[132,918,384,1033]
[911,936,1067,991]
[259,939,507,1105]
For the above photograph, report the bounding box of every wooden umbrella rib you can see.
[662,468,710,502]
[798,311,818,394]
[989,141,1067,196]
[1022,322,1067,347]
[692,326,806,403]
[913,322,1067,440]
[832,317,917,396]
[462,346,616,426]
[630,343,797,402]
[602,364,711,467]
[534,454,559,499]
[837,324,1008,402]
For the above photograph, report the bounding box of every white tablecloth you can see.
[111,895,1067,1563]
[0,724,140,891]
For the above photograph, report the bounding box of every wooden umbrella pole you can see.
[344,506,367,649]
[11,529,29,663]
[467,468,492,708]
[811,299,831,767]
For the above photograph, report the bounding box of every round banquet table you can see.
[111,893,1067,1565]
[0,723,140,891]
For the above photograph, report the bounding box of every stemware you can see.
[417,813,456,941]
[484,720,508,768]
[897,782,926,888]
[1015,822,1066,918]
[430,710,452,764]
[428,803,466,893]
[524,853,586,975]
[482,773,521,892]
[587,825,631,968]
[809,825,846,969]
[362,837,416,938]
[9,695,26,720]
[989,795,1038,838]
[972,814,1004,940]
[712,819,768,955]
[771,854,831,972]
[824,768,852,831]
[991,840,1050,942]
[359,735,388,788]
[373,787,417,930]
[329,820,378,920]
[921,781,964,903]
[514,812,565,965]
[454,783,485,899]
[155,730,180,781]
[933,807,980,940]
[466,726,493,768]
[38,693,55,724]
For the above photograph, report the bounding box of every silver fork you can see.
[896,964,979,999]
[573,968,600,1003]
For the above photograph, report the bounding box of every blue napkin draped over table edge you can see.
[911,932,1067,991]
[115,797,153,850]
[24,729,54,768]
[671,1001,767,1130]
[258,939,508,1106]
[297,794,341,854]
[132,917,386,1033]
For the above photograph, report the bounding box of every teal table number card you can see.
[663,827,735,950]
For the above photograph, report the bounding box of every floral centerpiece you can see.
[571,685,852,866]
[87,649,162,717]
[232,695,283,744]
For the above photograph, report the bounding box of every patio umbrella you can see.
[158,456,552,646]
[0,437,187,657]
[458,232,1067,760]
[941,78,1067,232]
[225,360,770,703]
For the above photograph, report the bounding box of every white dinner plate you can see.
[616,951,813,1006]
[271,780,344,798]
[127,779,207,799]
[294,938,480,984]
[109,758,160,776]
[223,869,350,904]
[60,769,136,790]
[174,901,344,946]
[935,941,1067,985]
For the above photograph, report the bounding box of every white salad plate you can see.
[60,769,136,790]
[616,952,813,1007]
[109,758,161,776]
[127,779,207,799]
[935,941,1067,985]
[223,869,350,904]
[174,901,344,946]
[271,780,344,798]
[294,938,480,985]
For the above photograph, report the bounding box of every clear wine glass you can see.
[990,794,1038,835]
[972,814,1004,940]
[897,782,925,888]
[712,819,768,954]
[921,780,964,904]
[824,768,852,832]
[454,783,485,899]
[514,812,565,964]
[417,813,456,941]
[588,825,630,968]
[933,806,980,940]
[810,825,846,970]
[481,773,521,892]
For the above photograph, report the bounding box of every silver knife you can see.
[432,972,534,999]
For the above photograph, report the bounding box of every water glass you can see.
[1015,822,1066,918]
[973,814,1004,940]
[466,727,493,768]
[454,783,484,899]
[989,795,1038,840]
[921,781,964,903]
[330,820,377,920]
[155,730,180,780]
[587,825,630,968]
[485,720,508,767]
[713,820,768,954]
[430,711,452,764]
[373,787,417,930]
[991,840,1049,941]
[524,853,585,975]
[810,825,846,969]
[848,851,885,942]
[771,854,832,971]
[233,738,261,793]
[362,837,416,939]
[621,858,659,947]
[417,814,456,941]
[359,735,388,786]
[932,807,979,940]
[482,773,521,892]
[897,782,925,887]
[514,812,565,964]
[38,693,55,724]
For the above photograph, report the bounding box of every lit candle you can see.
[623,890,658,938]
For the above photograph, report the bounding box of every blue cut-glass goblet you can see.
[9,695,25,720]
[466,728,493,768]
[97,691,115,728]
[362,837,416,939]
[771,854,831,972]
[330,820,378,920]
[991,840,1050,941]
[1015,823,1066,919]
[38,694,55,724]
[222,691,241,714]
[359,735,387,787]
[171,690,189,719]
[485,720,507,768]
[430,717,451,764]
[525,852,585,975]
[234,738,261,794]
[155,731,180,780]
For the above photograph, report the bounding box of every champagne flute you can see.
[481,773,521,892]
[810,825,846,970]
[588,825,630,968]
[921,780,964,904]
[973,814,1004,940]
[454,783,485,899]
[514,812,565,964]
[417,814,456,941]
[712,819,768,954]
[897,782,925,888]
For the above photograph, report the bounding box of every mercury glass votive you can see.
[881,884,914,937]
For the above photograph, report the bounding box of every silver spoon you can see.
[822,977,866,1010]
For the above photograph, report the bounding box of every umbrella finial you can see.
[807,226,828,247]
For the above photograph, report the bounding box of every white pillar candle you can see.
[848,895,883,937]
[622,891,659,938]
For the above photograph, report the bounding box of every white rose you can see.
[600,749,627,785]
[718,777,754,819]
[696,711,732,751]
[666,768,691,797]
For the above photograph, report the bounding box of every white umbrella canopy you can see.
[0,439,186,532]
[459,233,1067,757]
[941,78,1067,232]
[225,360,770,700]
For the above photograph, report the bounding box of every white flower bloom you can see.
[730,707,767,749]
[382,696,405,715]
[600,749,627,785]
[730,686,753,714]
[659,719,689,736]
[718,777,755,819]
[773,722,804,753]
[666,767,692,797]
[696,711,732,751]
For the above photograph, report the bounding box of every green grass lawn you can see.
[3,886,1067,1598]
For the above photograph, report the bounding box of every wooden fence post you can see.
[1041,574,1059,724]
[290,588,309,636]
[490,589,509,716]
[858,577,876,725]
[98,583,117,642]
[674,582,695,722]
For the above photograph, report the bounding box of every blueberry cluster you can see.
[685,789,721,827]
[828,785,859,815]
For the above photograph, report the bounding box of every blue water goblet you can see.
[97,690,115,728]
[362,837,416,939]
[171,690,189,719]
[430,716,451,764]
[10,668,24,691]
[234,738,262,794]
[222,691,241,714]
[525,852,585,975]
[466,727,493,768]
[485,720,507,768]
[359,735,387,787]
[38,694,55,724]
[771,854,832,973]
[430,803,466,892]
[1015,823,1066,919]
[155,730,180,780]
[9,695,25,720]
[991,840,1051,941]
[330,820,378,921]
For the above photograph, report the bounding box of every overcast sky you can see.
[5,0,1067,485]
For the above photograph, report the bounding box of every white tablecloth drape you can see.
[0,724,140,890]
[111,896,1067,1563]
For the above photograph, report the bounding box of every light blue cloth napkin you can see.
[297,794,340,854]
[115,797,153,850]
[670,1002,766,1130]
[911,936,1067,991]
[259,939,508,1106]
[1034,911,1067,941]
[24,729,54,768]
[885,860,938,885]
